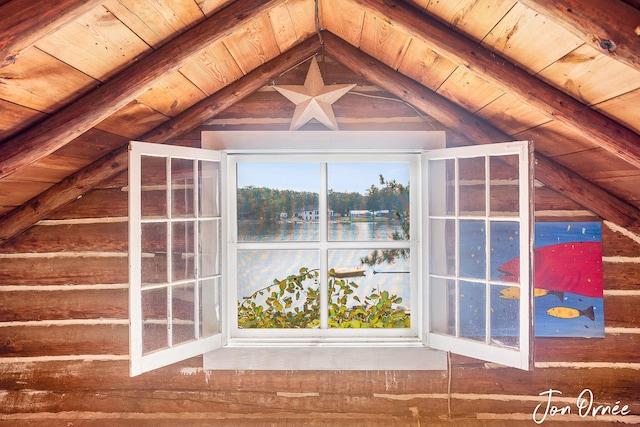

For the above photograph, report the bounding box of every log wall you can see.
[1,84,640,425]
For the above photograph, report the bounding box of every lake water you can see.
[236,221,411,311]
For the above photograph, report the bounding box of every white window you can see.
[129,132,532,376]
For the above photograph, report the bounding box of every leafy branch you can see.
[237,267,409,329]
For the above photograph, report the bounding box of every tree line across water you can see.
[237,176,409,221]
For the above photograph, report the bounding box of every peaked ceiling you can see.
[1,0,639,244]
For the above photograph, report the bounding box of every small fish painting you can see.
[546,306,595,321]
[499,286,563,301]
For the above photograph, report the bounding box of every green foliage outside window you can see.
[237,267,409,329]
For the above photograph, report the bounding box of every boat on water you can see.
[331,268,366,278]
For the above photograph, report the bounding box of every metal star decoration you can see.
[273,56,356,130]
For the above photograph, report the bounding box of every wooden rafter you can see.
[0,37,321,246]
[0,0,284,180]
[0,0,107,67]
[518,0,640,72]
[351,0,640,170]
[322,31,640,232]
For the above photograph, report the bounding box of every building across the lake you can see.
[349,209,390,221]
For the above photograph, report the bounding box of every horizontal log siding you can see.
[1,138,640,425]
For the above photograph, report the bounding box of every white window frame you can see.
[227,152,420,343]
[129,131,533,375]
[128,141,225,376]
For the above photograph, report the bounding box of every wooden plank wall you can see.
[2,76,640,425]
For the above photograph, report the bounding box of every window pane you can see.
[430,218,456,276]
[491,284,520,348]
[142,287,168,354]
[171,158,194,217]
[141,222,167,284]
[199,160,220,217]
[237,250,320,328]
[200,278,221,338]
[429,276,455,335]
[429,158,455,217]
[141,155,167,218]
[172,282,195,346]
[172,221,195,281]
[237,162,319,242]
[490,154,519,216]
[459,220,486,280]
[459,280,486,342]
[490,221,520,281]
[459,156,486,216]
[199,219,220,278]
[328,249,410,328]
[328,163,409,241]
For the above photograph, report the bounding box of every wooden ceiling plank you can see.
[481,2,583,73]
[536,44,640,106]
[360,13,412,70]
[223,14,282,74]
[396,38,458,92]
[476,93,552,135]
[0,47,98,114]
[0,36,321,246]
[592,87,640,134]
[0,0,285,180]
[322,31,640,231]
[349,0,640,171]
[103,0,206,49]
[135,72,208,118]
[320,0,365,46]
[0,0,107,67]
[179,41,245,96]
[0,100,46,141]
[284,0,318,44]
[435,67,504,112]
[34,6,152,81]
[517,0,640,72]
[94,100,169,139]
[424,0,518,41]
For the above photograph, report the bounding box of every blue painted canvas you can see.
[533,222,604,338]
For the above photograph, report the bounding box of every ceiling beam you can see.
[322,31,640,231]
[0,0,284,180]
[351,0,640,170]
[517,0,640,72]
[0,0,107,67]
[0,37,321,246]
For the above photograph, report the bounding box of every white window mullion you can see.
[193,159,201,340]
[454,158,461,339]
[484,155,491,345]
[319,162,328,329]
[166,157,173,348]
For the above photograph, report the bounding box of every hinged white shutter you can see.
[423,141,533,370]
[129,141,225,376]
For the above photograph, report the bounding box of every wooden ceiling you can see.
[1,0,639,244]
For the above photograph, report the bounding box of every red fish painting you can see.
[497,242,603,298]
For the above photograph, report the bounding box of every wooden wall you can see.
[2,72,640,425]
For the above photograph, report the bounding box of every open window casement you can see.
[129,133,533,375]
[129,141,225,376]
[423,141,534,370]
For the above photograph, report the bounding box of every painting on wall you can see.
[531,222,604,338]
[495,221,605,337]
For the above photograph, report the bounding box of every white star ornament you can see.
[273,57,356,130]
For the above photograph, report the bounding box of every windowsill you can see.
[203,346,447,371]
